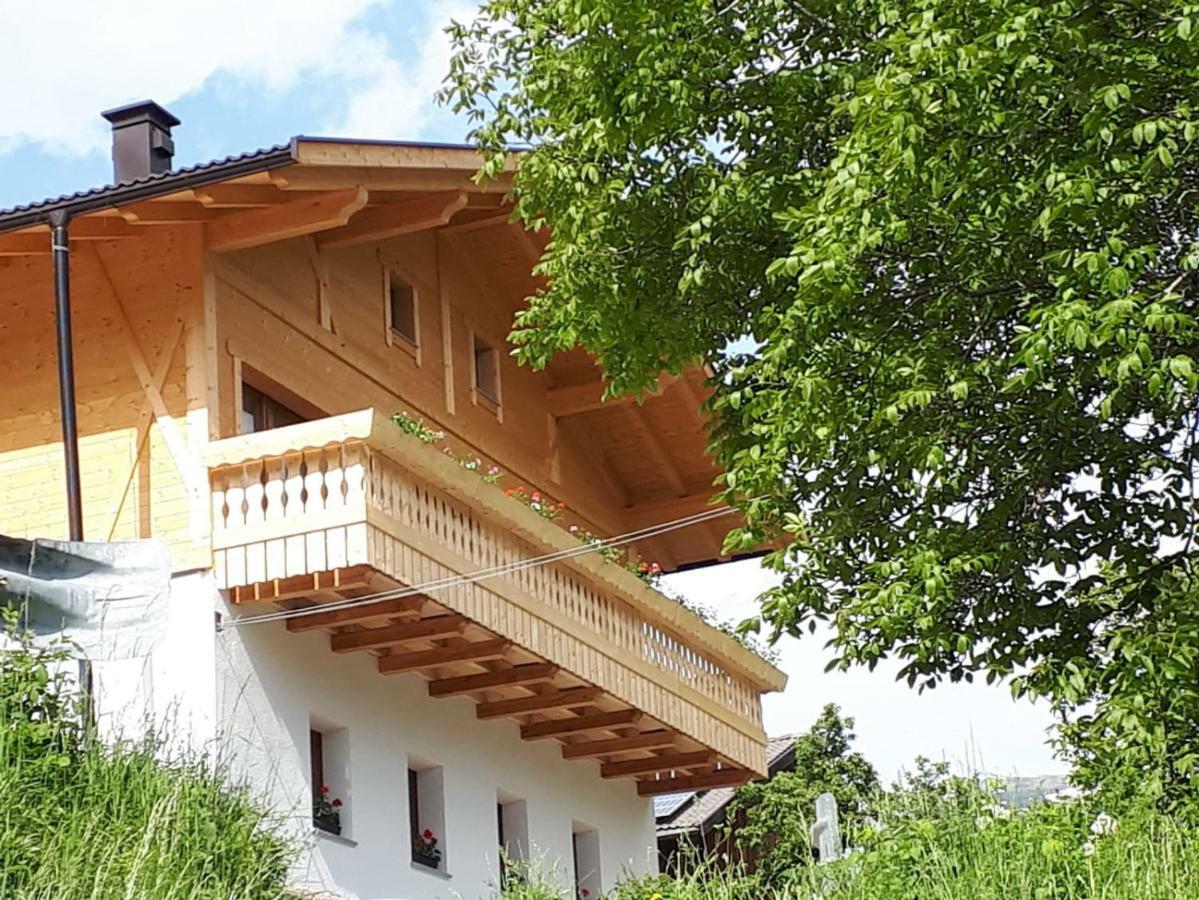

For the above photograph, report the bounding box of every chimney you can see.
[100,100,180,184]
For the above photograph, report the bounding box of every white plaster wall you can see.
[215,596,659,900]
[92,569,218,753]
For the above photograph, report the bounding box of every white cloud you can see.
[0,0,475,156]
[326,3,478,140]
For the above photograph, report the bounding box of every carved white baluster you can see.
[283,452,307,577]
[324,446,348,569]
[303,448,327,572]
[343,443,368,566]
[244,460,268,584]
[263,455,287,580]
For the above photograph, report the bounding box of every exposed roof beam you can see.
[0,234,48,256]
[521,709,642,741]
[636,767,754,797]
[272,166,513,194]
[68,218,140,240]
[625,405,689,496]
[560,731,679,760]
[331,614,468,652]
[601,750,714,779]
[119,202,214,224]
[194,184,292,208]
[206,186,368,253]
[624,492,722,531]
[378,638,512,675]
[547,372,677,418]
[476,686,602,720]
[317,191,468,249]
[438,210,515,235]
[428,662,560,698]
[286,595,425,633]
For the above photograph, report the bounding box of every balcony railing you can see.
[206,409,785,777]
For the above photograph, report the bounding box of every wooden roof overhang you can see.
[0,138,742,569]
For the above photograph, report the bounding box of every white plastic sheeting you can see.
[0,535,170,661]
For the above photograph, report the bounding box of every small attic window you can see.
[472,333,501,407]
[386,271,418,348]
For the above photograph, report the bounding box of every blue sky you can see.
[0,0,1065,778]
[0,0,475,210]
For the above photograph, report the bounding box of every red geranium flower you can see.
[321,785,329,794]
[332,798,343,807]
[423,828,434,840]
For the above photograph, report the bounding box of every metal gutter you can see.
[0,144,297,234]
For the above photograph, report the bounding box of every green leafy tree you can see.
[444,1,1199,797]
[724,704,879,881]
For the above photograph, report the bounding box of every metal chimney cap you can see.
[100,100,181,130]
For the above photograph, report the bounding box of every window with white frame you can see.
[408,759,447,871]
[310,718,351,839]
[497,791,529,886]
[572,821,601,899]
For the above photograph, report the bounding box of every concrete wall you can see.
[215,590,658,900]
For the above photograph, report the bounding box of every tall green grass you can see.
[0,623,292,899]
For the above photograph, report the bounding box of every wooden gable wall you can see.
[0,227,209,569]
[210,225,631,539]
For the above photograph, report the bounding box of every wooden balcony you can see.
[206,409,786,793]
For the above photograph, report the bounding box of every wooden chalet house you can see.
[0,102,785,899]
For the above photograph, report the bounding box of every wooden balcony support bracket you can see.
[287,595,425,633]
[636,766,754,797]
[228,565,376,605]
[560,731,680,760]
[378,638,513,675]
[428,663,560,698]
[476,686,603,721]
[330,614,468,653]
[316,191,469,248]
[206,186,368,253]
[520,709,642,741]
[601,750,715,779]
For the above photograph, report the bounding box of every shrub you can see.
[0,613,292,899]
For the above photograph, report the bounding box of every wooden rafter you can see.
[272,167,512,194]
[286,595,425,633]
[624,492,721,530]
[69,218,140,240]
[476,686,602,720]
[625,405,689,496]
[317,191,468,248]
[229,566,375,604]
[194,184,291,208]
[119,202,214,224]
[601,750,714,779]
[520,709,642,741]
[0,234,49,256]
[428,663,559,698]
[560,731,679,760]
[378,638,512,675]
[206,186,368,253]
[331,614,468,653]
[636,767,753,797]
[546,372,677,418]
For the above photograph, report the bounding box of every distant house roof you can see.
[656,734,798,837]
